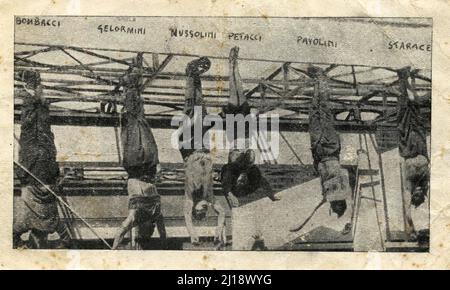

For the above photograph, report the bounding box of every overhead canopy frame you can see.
[13,17,432,132]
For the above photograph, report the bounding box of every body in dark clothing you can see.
[222,47,252,143]
[397,68,429,160]
[307,66,349,218]
[222,46,251,116]
[308,67,341,169]
[14,70,70,249]
[221,163,263,197]
[113,57,165,249]
[120,62,159,174]
[220,149,277,207]
[396,67,430,241]
[220,48,278,207]
[397,89,429,207]
[17,86,59,186]
[13,185,59,248]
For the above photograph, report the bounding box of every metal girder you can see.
[13,43,432,132]
[14,106,425,132]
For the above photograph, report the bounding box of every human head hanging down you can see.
[14,69,74,249]
[307,64,350,219]
[111,52,166,250]
[178,56,212,160]
[219,47,280,210]
[182,56,226,247]
[396,66,430,241]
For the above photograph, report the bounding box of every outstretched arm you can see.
[212,201,226,245]
[155,214,167,249]
[184,197,199,244]
[250,167,280,201]
[221,165,240,207]
[260,177,280,201]
[112,211,136,250]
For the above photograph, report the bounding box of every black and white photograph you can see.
[12,16,432,253]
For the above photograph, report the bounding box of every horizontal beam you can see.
[13,108,407,132]
[14,162,317,198]
[15,93,425,113]
[14,63,432,88]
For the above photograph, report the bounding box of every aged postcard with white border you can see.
[0,0,449,270]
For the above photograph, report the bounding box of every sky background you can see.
[14,17,432,165]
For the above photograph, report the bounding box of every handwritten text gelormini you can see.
[97,24,146,35]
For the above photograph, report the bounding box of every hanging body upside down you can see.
[221,47,280,208]
[180,57,226,247]
[113,176,166,249]
[307,65,352,231]
[396,67,430,241]
[14,70,71,249]
[112,54,167,250]
[221,148,279,207]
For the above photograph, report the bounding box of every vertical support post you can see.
[152,54,159,71]
[259,82,266,111]
[382,93,387,120]
[282,63,289,96]
[351,65,359,96]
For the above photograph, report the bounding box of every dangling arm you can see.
[112,210,136,250]
[184,192,199,244]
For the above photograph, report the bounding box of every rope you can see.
[351,65,360,96]
[279,131,304,165]
[350,151,362,238]
[352,134,366,239]
[114,111,122,165]
[14,160,112,249]
[257,134,277,165]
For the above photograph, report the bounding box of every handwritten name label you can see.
[228,32,262,42]
[16,17,61,27]
[297,36,338,48]
[169,28,262,42]
[170,28,217,39]
[97,24,146,35]
[387,41,431,52]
